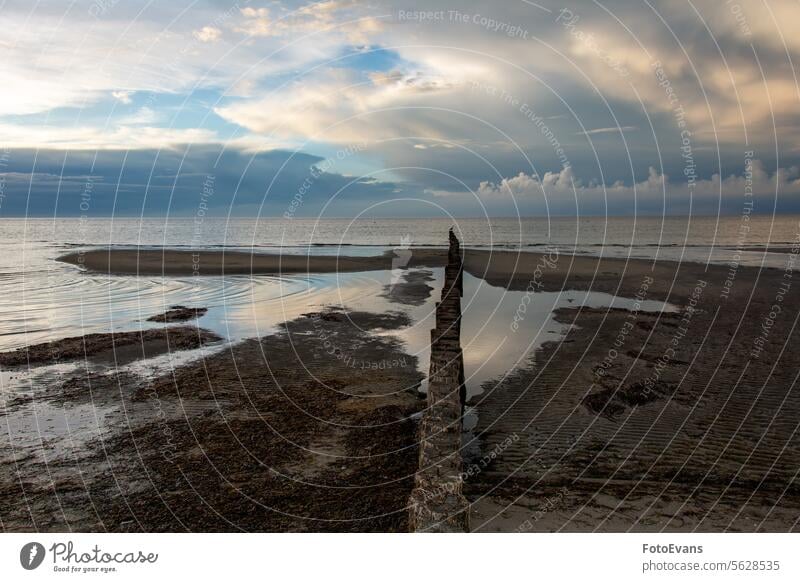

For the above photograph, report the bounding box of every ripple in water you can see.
[0,245,677,399]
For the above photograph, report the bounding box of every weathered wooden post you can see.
[408,230,469,532]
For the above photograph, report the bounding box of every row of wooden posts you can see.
[408,229,470,532]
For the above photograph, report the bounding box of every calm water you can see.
[0,216,695,453]
[4,215,800,251]
[0,215,790,383]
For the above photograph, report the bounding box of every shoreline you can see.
[0,326,221,367]
[57,246,787,283]
[0,308,424,532]
[5,245,798,531]
[57,248,448,276]
[465,253,800,532]
[58,245,796,279]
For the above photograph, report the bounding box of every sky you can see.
[1,0,799,218]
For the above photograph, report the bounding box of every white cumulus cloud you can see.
[192,26,222,43]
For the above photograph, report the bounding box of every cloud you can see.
[235,1,384,43]
[118,106,161,126]
[192,26,222,43]
[542,0,800,145]
[0,146,415,217]
[0,172,99,186]
[0,3,351,117]
[472,160,800,214]
[2,0,800,216]
[236,7,273,37]
[213,0,799,192]
[0,72,98,116]
[215,68,465,145]
[111,90,134,104]
[580,126,638,136]
[0,122,218,150]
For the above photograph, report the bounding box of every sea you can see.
[0,215,797,393]
[2,215,796,452]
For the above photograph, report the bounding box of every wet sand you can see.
[0,308,423,532]
[13,246,800,531]
[58,248,447,275]
[56,245,737,301]
[464,252,800,532]
[0,326,221,367]
[146,305,208,323]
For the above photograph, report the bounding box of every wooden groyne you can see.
[408,229,469,532]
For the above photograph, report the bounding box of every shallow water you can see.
[0,239,683,469]
[0,218,680,461]
[5,215,800,250]
[0,244,676,399]
[459,274,677,400]
[1,214,795,350]
[0,242,393,351]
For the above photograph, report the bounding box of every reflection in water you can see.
[460,274,677,399]
[0,246,676,400]
[1,243,681,466]
[0,256,403,352]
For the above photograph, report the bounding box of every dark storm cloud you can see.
[0,147,414,217]
[2,0,799,216]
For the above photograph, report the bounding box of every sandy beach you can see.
[58,248,448,275]
[2,246,798,531]
[464,251,800,532]
[0,308,424,531]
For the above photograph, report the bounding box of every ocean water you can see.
[0,215,793,370]
[0,215,731,454]
[0,215,795,349]
[5,215,800,253]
